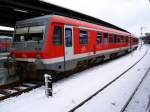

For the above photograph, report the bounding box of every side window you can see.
[53,26,62,45]
[80,30,88,44]
[121,36,124,42]
[117,36,120,43]
[104,33,108,44]
[109,34,113,43]
[65,28,72,47]
[125,36,128,42]
[134,38,138,43]
[96,32,102,44]
[114,35,117,43]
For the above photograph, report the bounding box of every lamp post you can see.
[140,26,146,48]
[140,26,146,37]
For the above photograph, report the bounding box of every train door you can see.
[64,25,74,70]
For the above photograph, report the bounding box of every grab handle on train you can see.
[44,74,52,97]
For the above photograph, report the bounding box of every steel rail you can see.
[68,49,148,112]
[0,81,43,101]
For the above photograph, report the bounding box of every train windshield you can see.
[14,25,45,42]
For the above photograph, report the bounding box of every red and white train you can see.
[9,15,138,79]
[0,36,12,53]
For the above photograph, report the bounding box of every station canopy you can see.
[0,0,129,33]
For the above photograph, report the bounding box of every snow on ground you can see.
[76,45,150,112]
[0,45,149,112]
[125,67,150,112]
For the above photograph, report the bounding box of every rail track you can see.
[0,51,132,101]
[0,81,43,101]
[68,49,148,112]
[121,66,150,112]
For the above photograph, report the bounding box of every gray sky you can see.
[43,0,150,37]
[1,0,150,37]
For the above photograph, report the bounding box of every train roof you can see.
[16,15,131,36]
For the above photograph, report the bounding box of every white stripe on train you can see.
[15,45,138,64]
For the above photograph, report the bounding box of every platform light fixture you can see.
[13,8,28,13]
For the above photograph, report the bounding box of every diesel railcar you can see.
[8,15,138,79]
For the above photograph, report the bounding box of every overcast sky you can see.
[42,0,150,37]
[0,0,150,37]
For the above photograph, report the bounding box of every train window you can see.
[135,39,138,43]
[125,36,128,42]
[133,38,137,43]
[114,35,117,43]
[104,33,108,44]
[109,34,113,43]
[14,34,27,42]
[28,26,45,41]
[80,30,88,44]
[65,28,72,47]
[117,36,121,43]
[14,27,28,42]
[96,32,102,44]
[123,36,126,42]
[14,26,45,42]
[121,36,124,42]
[53,26,62,45]
[28,33,43,41]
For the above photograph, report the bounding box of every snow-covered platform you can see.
[0,45,150,112]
